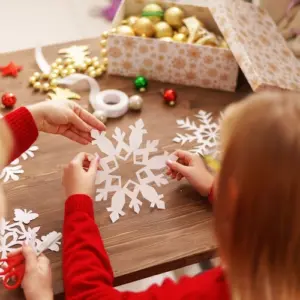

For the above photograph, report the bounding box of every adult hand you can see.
[62,152,99,198]
[28,100,106,145]
[166,150,214,197]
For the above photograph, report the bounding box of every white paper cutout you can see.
[173,110,221,158]
[0,209,62,259]
[92,119,176,223]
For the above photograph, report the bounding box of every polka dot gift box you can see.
[106,0,300,92]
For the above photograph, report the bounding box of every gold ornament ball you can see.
[142,3,164,23]
[101,49,108,57]
[102,65,107,72]
[50,79,58,87]
[110,28,117,34]
[95,68,103,76]
[56,58,63,65]
[41,73,49,80]
[49,73,58,80]
[88,70,97,78]
[102,57,108,66]
[78,63,87,72]
[60,69,69,77]
[164,7,185,28]
[160,37,173,42]
[64,58,74,66]
[84,57,92,65]
[51,68,60,75]
[100,39,107,47]
[93,61,101,68]
[33,82,42,91]
[93,110,107,124]
[92,56,99,63]
[133,17,155,37]
[87,66,95,73]
[33,72,41,79]
[42,83,50,92]
[51,62,58,69]
[129,95,143,111]
[68,68,76,75]
[127,16,139,27]
[57,65,64,71]
[29,76,36,85]
[102,31,109,39]
[178,26,189,36]
[116,25,135,36]
[155,21,173,38]
[173,33,186,43]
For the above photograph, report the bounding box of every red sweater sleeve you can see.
[63,195,230,300]
[3,107,38,163]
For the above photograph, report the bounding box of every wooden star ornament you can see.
[0,62,23,77]
[47,87,81,101]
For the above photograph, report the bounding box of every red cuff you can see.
[4,107,38,161]
[208,185,214,203]
[65,194,94,219]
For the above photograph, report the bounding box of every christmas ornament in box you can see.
[106,0,300,92]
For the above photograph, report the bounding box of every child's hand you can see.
[166,150,214,197]
[28,100,106,145]
[21,245,53,300]
[62,152,99,198]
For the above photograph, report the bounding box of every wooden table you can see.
[0,38,250,299]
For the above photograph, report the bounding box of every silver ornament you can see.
[129,95,143,111]
[93,110,108,123]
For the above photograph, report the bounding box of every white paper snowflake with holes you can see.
[0,114,39,183]
[173,110,222,158]
[91,119,176,223]
[0,209,62,259]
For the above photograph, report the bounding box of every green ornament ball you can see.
[134,76,148,92]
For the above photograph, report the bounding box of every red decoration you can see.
[163,89,177,106]
[2,93,17,108]
[0,62,23,77]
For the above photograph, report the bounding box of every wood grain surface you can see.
[0,38,251,299]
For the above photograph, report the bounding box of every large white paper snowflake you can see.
[0,209,62,259]
[0,114,39,183]
[91,119,176,223]
[173,110,221,158]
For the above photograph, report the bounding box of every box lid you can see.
[209,0,300,92]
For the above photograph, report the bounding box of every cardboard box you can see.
[107,0,300,92]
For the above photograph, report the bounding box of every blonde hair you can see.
[215,92,300,300]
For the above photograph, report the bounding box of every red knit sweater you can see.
[2,107,230,300]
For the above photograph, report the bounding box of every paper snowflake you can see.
[0,114,39,183]
[91,119,176,223]
[0,209,61,259]
[173,110,221,158]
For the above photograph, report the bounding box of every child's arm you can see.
[63,153,227,300]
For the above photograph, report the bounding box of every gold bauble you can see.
[93,61,101,68]
[102,57,108,66]
[64,57,74,66]
[88,70,97,78]
[33,72,40,79]
[142,3,164,23]
[160,37,173,42]
[84,57,92,65]
[102,65,107,72]
[51,68,60,75]
[92,56,99,63]
[102,31,109,39]
[93,110,107,124]
[78,63,87,72]
[127,16,139,27]
[155,21,173,38]
[49,73,58,80]
[55,58,63,65]
[164,7,185,28]
[101,49,108,57]
[33,82,42,91]
[41,73,49,80]
[42,83,50,92]
[50,79,58,87]
[100,39,107,47]
[173,33,187,43]
[68,68,76,75]
[129,95,143,111]
[57,65,64,71]
[29,76,36,85]
[133,17,155,37]
[110,28,117,34]
[60,69,69,77]
[87,66,95,73]
[116,25,135,36]
[95,68,103,76]
[51,62,58,69]
[178,26,189,36]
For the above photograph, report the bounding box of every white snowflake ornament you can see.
[92,119,176,223]
[173,110,221,158]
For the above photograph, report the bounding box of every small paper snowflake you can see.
[91,119,176,223]
[0,112,39,183]
[173,110,222,158]
[0,209,62,259]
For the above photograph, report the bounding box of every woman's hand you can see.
[21,245,53,300]
[62,152,99,198]
[166,150,214,197]
[28,100,106,145]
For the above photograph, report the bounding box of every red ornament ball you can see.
[2,93,17,108]
[163,89,177,106]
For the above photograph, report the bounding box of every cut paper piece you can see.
[92,119,173,223]
[0,209,62,260]
[0,114,39,183]
[173,110,221,158]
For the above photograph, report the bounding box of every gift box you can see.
[107,0,300,92]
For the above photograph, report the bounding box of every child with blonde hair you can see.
[62,91,300,300]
